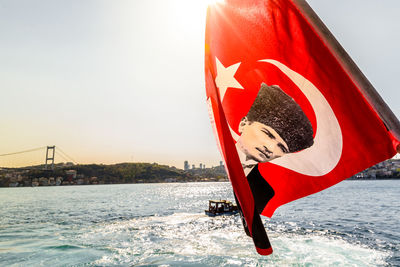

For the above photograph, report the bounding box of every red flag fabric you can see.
[205,0,399,255]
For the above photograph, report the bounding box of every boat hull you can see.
[205,210,239,217]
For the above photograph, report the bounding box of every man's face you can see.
[238,118,289,162]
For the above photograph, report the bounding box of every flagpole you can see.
[292,0,400,144]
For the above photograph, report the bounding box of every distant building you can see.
[192,164,195,169]
[220,161,223,166]
[199,163,203,169]
[184,161,189,171]
[65,170,77,181]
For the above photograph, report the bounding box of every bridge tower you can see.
[45,146,55,170]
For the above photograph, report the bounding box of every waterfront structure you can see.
[65,170,77,180]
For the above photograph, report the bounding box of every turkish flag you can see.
[205,0,400,255]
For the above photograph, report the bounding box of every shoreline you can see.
[1,178,400,189]
[1,160,399,187]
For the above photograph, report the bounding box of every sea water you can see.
[0,180,399,266]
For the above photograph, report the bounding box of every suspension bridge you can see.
[0,146,78,170]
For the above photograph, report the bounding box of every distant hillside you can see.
[0,162,228,187]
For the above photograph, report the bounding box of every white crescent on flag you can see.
[260,59,343,176]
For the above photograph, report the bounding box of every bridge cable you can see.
[55,151,70,163]
[0,146,47,157]
[56,147,78,164]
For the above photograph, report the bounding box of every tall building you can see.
[192,164,195,169]
[184,161,189,171]
[199,163,203,169]
[220,161,223,166]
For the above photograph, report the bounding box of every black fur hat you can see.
[246,83,314,152]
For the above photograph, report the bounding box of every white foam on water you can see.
[79,213,389,266]
[269,234,388,266]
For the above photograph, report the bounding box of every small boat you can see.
[205,200,239,216]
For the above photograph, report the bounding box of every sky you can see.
[1,0,399,168]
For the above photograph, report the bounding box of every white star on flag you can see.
[215,57,244,101]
